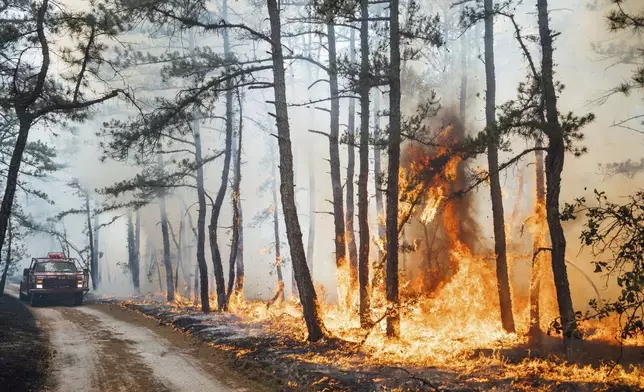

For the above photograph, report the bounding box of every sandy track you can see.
[3,286,261,392]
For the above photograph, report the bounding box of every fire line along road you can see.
[6,285,267,392]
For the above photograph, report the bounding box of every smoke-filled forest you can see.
[0,0,643,390]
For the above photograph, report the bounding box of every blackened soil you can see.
[0,293,51,392]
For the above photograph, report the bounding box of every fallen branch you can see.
[389,367,440,391]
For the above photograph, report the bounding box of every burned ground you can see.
[112,297,643,392]
[0,293,51,392]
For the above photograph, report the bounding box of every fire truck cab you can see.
[19,252,90,306]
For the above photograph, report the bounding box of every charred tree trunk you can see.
[529,139,546,342]
[94,213,101,284]
[537,0,580,348]
[326,22,348,303]
[0,218,13,295]
[484,0,515,333]
[85,194,98,290]
[234,95,245,293]
[227,99,243,303]
[168,219,184,294]
[358,0,372,328]
[182,203,198,300]
[386,0,402,338]
[235,203,244,292]
[0,119,30,271]
[133,209,141,292]
[346,28,359,290]
[209,0,234,312]
[373,91,385,251]
[158,187,175,302]
[127,209,140,293]
[267,0,327,341]
[208,128,231,311]
[178,215,191,298]
[194,264,200,305]
[156,255,163,292]
[271,141,285,303]
[290,72,299,298]
[307,150,316,275]
[306,34,316,277]
[190,32,210,313]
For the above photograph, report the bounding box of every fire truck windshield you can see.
[35,262,78,273]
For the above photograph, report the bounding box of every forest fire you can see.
[131,118,642,380]
[97,113,644,391]
[3,0,643,390]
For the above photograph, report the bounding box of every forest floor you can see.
[104,294,644,392]
[0,292,51,392]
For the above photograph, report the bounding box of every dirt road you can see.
[6,287,271,392]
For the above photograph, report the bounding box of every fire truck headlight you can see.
[36,284,43,289]
[77,281,83,288]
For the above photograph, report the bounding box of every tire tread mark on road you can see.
[39,306,170,392]
[77,305,246,392]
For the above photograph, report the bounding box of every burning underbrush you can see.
[110,292,643,391]
[102,116,642,390]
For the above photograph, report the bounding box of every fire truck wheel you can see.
[30,294,40,307]
[73,294,84,306]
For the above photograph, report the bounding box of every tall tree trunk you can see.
[156,254,163,292]
[484,0,515,333]
[127,209,139,292]
[326,22,348,305]
[94,213,100,284]
[189,32,210,313]
[529,139,546,342]
[85,194,98,290]
[346,27,359,290]
[0,217,13,295]
[234,134,245,295]
[0,120,30,269]
[194,263,200,305]
[267,0,327,342]
[537,0,580,348]
[179,216,189,297]
[233,19,245,298]
[158,186,175,302]
[133,209,141,293]
[227,97,243,303]
[208,0,234,312]
[305,33,316,277]
[291,150,299,297]
[271,141,285,303]
[168,219,184,294]
[235,202,244,292]
[386,0,402,338]
[290,62,299,299]
[459,10,468,121]
[181,202,197,300]
[358,0,372,328]
[307,149,316,275]
[193,113,210,309]
[373,91,385,253]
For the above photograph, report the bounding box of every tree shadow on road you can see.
[0,294,51,392]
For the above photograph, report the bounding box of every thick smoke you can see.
[13,0,642,318]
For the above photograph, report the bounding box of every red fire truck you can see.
[19,252,90,306]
